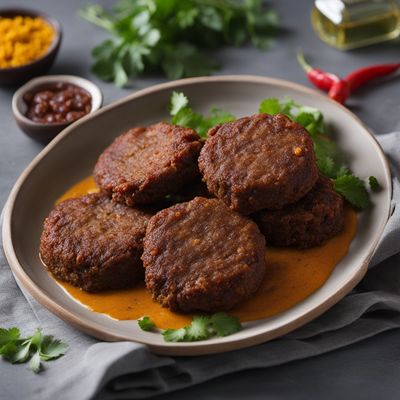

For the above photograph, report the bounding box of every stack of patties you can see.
[198,113,344,248]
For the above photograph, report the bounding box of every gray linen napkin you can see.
[1,132,400,400]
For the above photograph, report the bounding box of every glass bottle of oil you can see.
[312,0,400,50]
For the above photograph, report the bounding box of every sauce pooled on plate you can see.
[54,176,357,329]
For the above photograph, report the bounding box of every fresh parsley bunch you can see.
[138,312,242,342]
[0,327,67,373]
[79,0,278,87]
[169,92,379,209]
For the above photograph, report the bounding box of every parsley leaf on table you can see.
[0,327,67,373]
[162,43,218,81]
[79,0,278,87]
[0,327,20,346]
[40,336,69,361]
[28,352,42,374]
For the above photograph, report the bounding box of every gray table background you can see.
[1,0,400,398]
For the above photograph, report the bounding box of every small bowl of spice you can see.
[12,75,103,143]
[0,8,61,86]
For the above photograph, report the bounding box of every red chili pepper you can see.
[328,79,350,104]
[297,51,339,91]
[297,52,400,105]
[346,63,400,91]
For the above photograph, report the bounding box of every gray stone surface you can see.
[1,0,400,398]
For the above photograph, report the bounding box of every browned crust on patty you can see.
[142,197,267,313]
[39,193,152,291]
[94,122,203,206]
[255,176,344,248]
[198,113,319,214]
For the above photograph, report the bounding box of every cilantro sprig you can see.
[168,92,380,209]
[0,327,67,373]
[333,175,370,209]
[138,316,156,331]
[170,91,235,137]
[369,176,381,192]
[138,313,242,342]
[79,0,278,87]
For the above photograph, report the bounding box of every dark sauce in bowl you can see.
[23,82,92,124]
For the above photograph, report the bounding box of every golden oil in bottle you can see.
[312,0,400,50]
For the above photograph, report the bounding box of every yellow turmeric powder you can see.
[0,16,54,69]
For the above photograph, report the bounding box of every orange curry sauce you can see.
[54,176,357,329]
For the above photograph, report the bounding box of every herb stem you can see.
[78,8,114,32]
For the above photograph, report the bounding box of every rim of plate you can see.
[2,75,392,355]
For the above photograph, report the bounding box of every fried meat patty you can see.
[142,197,267,313]
[198,113,319,214]
[94,122,203,206]
[40,193,152,291]
[255,176,344,248]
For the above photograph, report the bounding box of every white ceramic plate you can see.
[2,76,392,356]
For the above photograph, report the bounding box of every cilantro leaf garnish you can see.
[369,176,381,192]
[79,1,278,87]
[0,327,67,373]
[333,175,370,209]
[163,328,187,342]
[259,97,325,136]
[207,108,237,129]
[138,316,156,332]
[169,91,235,137]
[209,312,242,337]
[170,92,189,117]
[259,98,281,115]
[160,312,242,342]
[184,316,211,341]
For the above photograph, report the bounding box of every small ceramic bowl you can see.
[0,8,62,86]
[12,75,103,144]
